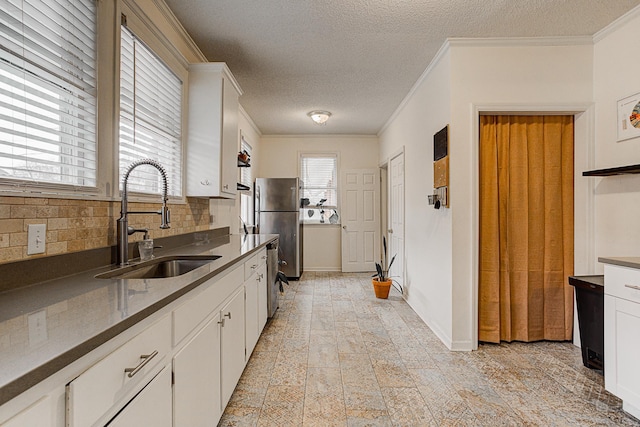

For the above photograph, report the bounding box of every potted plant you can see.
[372,236,396,299]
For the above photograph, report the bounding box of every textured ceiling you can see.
[164,0,640,135]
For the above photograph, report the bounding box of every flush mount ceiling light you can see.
[307,110,331,125]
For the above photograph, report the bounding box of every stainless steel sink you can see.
[96,255,221,279]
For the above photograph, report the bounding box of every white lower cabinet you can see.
[257,264,268,333]
[1,397,54,427]
[107,366,172,427]
[246,264,267,360]
[1,247,272,427]
[173,317,222,427]
[66,315,171,427]
[604,263,640,419]
[220,288,246,408]
[245,274,260,359]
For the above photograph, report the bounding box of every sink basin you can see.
[96,255,221,279]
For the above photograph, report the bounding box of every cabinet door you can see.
[1,397,53,427]
[245,276,259,360]
[607,296,640,408]
[173,317,222,427]
[107,366,171,427]
[257,264,268,333]
[220,289,246,408]
[220,75,239,197]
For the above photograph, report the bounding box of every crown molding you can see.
[378,35,594,136]
[594,4,640,43]
[261,134,378,140]
[447,35,593,47]
[378,40,451,136]
[152,0,207,63]
[239,105,262,137]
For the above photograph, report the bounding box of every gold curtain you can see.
[478,115,574,343]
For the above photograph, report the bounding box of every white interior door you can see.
[389,153,404,290]
[341,169,380,272]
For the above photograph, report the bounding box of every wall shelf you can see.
[582,164,640,176]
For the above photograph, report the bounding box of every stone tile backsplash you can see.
[0,196,210,264]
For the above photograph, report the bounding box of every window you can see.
[119,25,182,197]
[0,0,97,187]
[239,136,253,229]
[299,153,338,224]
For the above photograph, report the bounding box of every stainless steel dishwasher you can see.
[266,239,279,317]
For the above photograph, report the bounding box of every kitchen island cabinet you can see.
[600,257,640,420]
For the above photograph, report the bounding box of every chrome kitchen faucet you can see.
[117,159,171,266]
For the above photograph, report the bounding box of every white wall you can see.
[378,48,454,347]
[259,135,379,271]
[592,9,640,262]
[380,38,596,350]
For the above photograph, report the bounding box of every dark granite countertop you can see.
[598,257,640,270]
[0,233,277,406]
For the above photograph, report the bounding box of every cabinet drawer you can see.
[66,315,171,427]
[604,264,640,304]
[173,264,243,346]
[244,248,266,280]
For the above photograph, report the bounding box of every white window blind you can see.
[239,136,253,227]
[239,136,252,188]
[0,0,97,187]
[299,153,337,208]
[119,25,182,197]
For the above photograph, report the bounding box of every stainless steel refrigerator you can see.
[255,177,303,279]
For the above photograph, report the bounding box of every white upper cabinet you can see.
[186,63,242,198]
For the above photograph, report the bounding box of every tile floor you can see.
[220,272,640,426]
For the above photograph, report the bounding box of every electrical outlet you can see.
[27,224,46,255]
[28,310,48,346]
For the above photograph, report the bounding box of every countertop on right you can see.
[598,257,640,270]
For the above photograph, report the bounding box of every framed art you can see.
[617,92,640,142]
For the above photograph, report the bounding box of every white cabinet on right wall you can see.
[186,62,242,198]
[603,262,640,420]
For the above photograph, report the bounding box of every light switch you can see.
[27,224,46,255]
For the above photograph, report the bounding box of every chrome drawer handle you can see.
[124,350,158,378]
[624,284,640,291]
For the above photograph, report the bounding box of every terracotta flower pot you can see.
[372,278,392,299]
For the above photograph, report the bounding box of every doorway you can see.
[478,115,575,343]
[387,151,405,293]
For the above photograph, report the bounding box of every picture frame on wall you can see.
[617,92,640,142]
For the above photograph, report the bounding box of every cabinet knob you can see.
[200,179,210,186]
[223,184,229,190]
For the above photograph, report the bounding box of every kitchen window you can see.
[119,24,182,197]
[239,135,253,231]
[299,152,339,224]
[0,0,97,188]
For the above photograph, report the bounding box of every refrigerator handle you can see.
[255,184,260,233]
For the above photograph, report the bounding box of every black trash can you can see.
[568,275,604,371]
